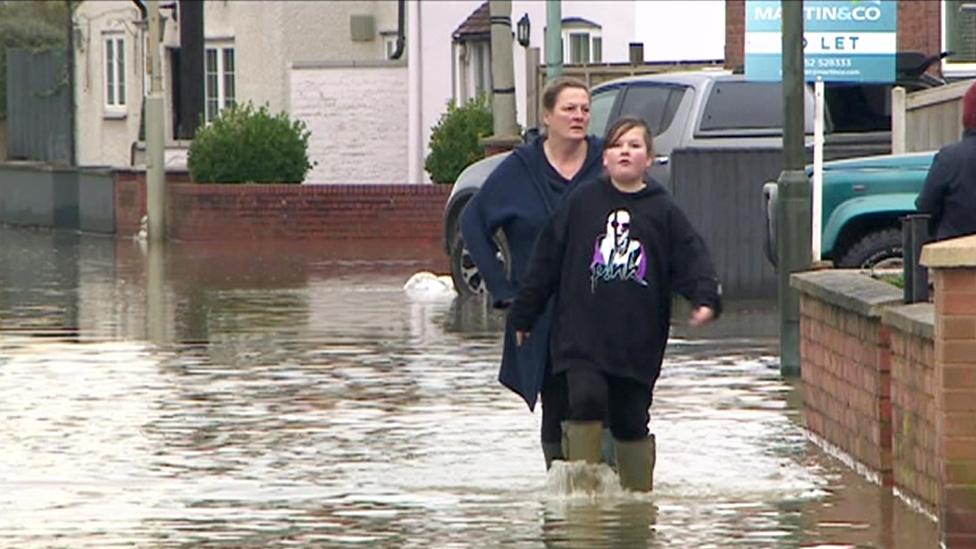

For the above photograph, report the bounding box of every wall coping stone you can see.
[881,302,935,341]
[920,234,976,268]
[791,270,903,318]
[0,161,75,174]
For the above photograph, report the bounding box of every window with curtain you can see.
[205,45,236,122]
[569,33,590,64]
[104,34,126,108]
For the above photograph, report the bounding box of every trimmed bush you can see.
[188,103,313,183]
[425,95,492,184]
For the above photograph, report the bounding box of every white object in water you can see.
[403,271,456,299]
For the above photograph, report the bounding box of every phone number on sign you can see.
[805,58,853,68]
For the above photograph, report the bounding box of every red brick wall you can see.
[725,1,942,73]
[800,296,893,481]
[725,0,745,70]
[898,1,943,72]
[114,170,192,236]
[930,268,976,547]
[890,327,938,509]
[163,183,452,242]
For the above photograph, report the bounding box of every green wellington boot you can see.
[542,442,564,470]
[615,434,656,492]
[561,421,604,464]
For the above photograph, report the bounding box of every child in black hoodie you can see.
[509,116,721,492]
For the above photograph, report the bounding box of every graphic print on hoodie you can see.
[590,208,647,291]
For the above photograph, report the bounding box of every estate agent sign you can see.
[745,0,897,83]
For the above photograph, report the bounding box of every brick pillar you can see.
[920,235,976,548]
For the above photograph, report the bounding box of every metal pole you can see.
[902,214,931,304]
[545,0,562,80]
[775,0,811,376]
[525,46,540,129]
[146,0,166,243]
[407,0,423,183]
[812,77,824,262]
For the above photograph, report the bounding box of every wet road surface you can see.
[0,227,938,547]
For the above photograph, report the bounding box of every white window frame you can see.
[205,44,236,123]
[561,28,603,64]
[103,33,126,112]
[942,0,976,78]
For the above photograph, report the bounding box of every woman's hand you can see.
[689,306,715,327]
[516,331,530,346]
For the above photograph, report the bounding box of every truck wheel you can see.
[449,232,510,298]
[836,228,903,269]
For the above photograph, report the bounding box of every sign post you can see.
[745,0,896,376]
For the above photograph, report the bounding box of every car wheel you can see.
[449,232,510,298]
[836,228,903,270]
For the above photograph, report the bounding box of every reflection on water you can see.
[0,227,938,547]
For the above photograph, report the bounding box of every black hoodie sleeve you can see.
[915,148,953,231]
[668,202,722,318]
[508,198,571,332]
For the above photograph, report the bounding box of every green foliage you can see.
[188,102,314,184]
[425,95,493,184]
[0,1,69,119]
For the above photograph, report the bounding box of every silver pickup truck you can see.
[444,58,943,296]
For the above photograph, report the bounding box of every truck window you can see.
[589,86,622,137]
[616,84,685,136]
[699,81,784,131]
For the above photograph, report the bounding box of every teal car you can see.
[763,151,936,269]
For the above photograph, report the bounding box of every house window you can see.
[569,33,590,64]
[205,45,236,122]
[561,24,602,64]
[104,34,126,109]
[946,1,976,63]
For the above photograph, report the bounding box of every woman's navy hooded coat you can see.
[460,135,604,410]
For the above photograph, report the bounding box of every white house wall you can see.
[290,64,407,184]
[73,0,146,168]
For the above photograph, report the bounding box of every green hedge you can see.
[188,103,314,183]
[425,95,493,184]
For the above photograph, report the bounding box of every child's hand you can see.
[516,331,530,346]
[689,306,715,327]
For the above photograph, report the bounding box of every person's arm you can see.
[459,161,520,308]
[668,203,721,324]
[509,199,571,341]
[915,150,952,231]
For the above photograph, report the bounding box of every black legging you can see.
[566,369,652,442]
[539,366,569,444]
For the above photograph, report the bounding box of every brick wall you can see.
[114,170,192,236]
[163,183,451,242]
[725,0,745,70]
[887,308,938,510]
[796,258,976,547]
[724,1,942,73]
[928,265,976,547]
[799,294,894,480]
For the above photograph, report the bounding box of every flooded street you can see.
[0,227,939,548]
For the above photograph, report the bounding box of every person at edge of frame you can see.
[915,80,976,242]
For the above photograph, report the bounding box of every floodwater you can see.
[0,227,939,548]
